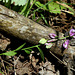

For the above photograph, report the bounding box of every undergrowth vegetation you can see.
[0,1,75,74]
[0,0,75,59]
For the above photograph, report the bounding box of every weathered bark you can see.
[0,5,56,44]
[0,5,75,74]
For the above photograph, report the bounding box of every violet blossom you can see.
[47,39,57,42]
[63,40,69,49]
[49,33,57,39]
[69,29,75,38]
[45,43,53,48]
[45,43,51,46]
[46,29,75,49]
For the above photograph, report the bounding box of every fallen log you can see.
[0,4,75,75]
[0,4,63,55]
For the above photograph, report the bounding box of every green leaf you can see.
[34,0,54,13]
[37,47,44,61]
[56,2,75,15]
[20,0,30,15]
[26,0,36,17]
[36,17,42,22]
[66,5,75,15]
[14,43,26,51]
[3,51,17,56]
[48,2,64,14]
[40,14,49,26]
[46,43,53,49]
[39,38,47,44]
[24,50,31,54]
[0,0,27,6]
[35,1,66,14]
[32,12,36,19]
[35,1,47,10]
[12,0,27,6]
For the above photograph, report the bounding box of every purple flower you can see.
[45,43,53,48]
[69,29,75,37]
[63,40,69,49]
[49,33,57,39]
[47,39,57,42]
[45,43,51,45]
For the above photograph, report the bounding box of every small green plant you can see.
[0,43,44,61]
[34,0,75,14]
[1,0,74,18]
[35,1,65,14]
[33,0,75,26]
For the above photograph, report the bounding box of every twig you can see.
[50,51,66,65]
[2,60,14,67]
[0,56,7,75]
[49,51,75,72]
[13,54,21,75]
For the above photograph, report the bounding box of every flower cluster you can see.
[44,33,57,48]
[45,29,75,49]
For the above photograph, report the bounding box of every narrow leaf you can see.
[14,43,26,51]
[37,47,44,61]
[25,50,31,54]
[26,0,36,17]
[3,51,17,56]
[40,14,49,26]
[35,1,47,10]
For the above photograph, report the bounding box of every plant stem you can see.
[33,0,54,13]
[21,44,40,50]
[19,0,29,15]
[26,0,36,17]
[58,36,69,40]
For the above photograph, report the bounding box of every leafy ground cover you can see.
[0,0,75,75]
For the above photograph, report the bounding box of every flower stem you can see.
[58,36,69,40]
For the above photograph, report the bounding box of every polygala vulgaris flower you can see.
[47,39,57,42]
[45,43,51,46]
[45,43,53,48]
[49,33,57,39]
[63,40,69,49]
[69,29,75,37]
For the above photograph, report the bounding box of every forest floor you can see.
[0,3,75,75]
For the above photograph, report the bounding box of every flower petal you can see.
[46,43,53,49]
[47,39,57,42]
[49,33,57,39]
[63,40,69,49]
[45,43,51,45]
[69,29,75,36]
[73,36,75,38]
